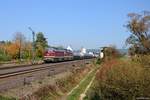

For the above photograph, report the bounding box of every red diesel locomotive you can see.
[44,47,73,62]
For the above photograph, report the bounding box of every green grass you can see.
[67,66,99,100]
[0,96,16,100]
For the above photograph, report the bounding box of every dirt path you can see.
[67,69,94,96]
[67,66,100,100]
[79,69,99,100]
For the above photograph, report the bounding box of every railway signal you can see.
[28,27,36,64]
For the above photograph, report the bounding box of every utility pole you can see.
[19,38,22,62]
[28,27,35,64]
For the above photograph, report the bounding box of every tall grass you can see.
[0,96,16,100]
[86,57,150,100]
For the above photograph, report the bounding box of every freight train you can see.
[43,47,94,63]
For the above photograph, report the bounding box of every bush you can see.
[103,47,122,62]
[0,53,11,61]
[0,95,16,100]
[33,84,58,100]
[131,55,150,68]
[86,59,150,100]
[21,84,59,100]
[96,58,101,65]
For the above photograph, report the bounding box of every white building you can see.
[81,47,86,54]
[67,45,73,51]
[80,47,87,56]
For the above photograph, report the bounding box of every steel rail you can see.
[0,65,56,79]
[0,59,82,70]
[0,59,92,79]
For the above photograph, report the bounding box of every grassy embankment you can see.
[67,63,100,100]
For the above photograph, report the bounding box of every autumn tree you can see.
[6,42,19,59]
[0,33,33,62]
[35,32,48,58]
[125,11,150,54]
[12,32,26,60]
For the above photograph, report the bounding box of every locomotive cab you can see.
[43,47,73,63]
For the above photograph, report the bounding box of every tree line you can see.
[0,32,48,62]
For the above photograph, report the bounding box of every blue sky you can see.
[0,0,150,50]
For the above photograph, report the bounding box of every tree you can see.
[35,32,48,58]
[0,33,33,61]
[103,46,121,61]
[125,11,150,54]
[0,41,11,61]
[6,42,20,59]
[13,32,26,60]
[23,41,32,60]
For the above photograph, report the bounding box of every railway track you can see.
[0,59,94,91]
[0,59,91,78]
[0,65,61,79]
